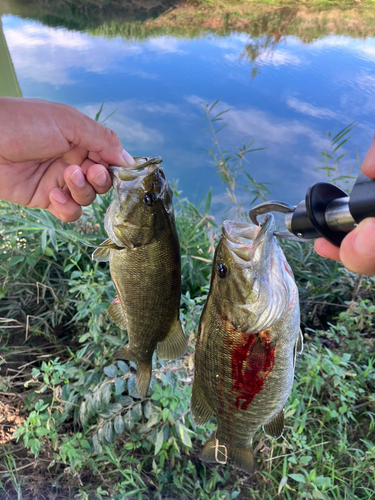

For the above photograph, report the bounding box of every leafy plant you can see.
[201,100,269,219]
[317,122,359,190]
[1,104,374,499]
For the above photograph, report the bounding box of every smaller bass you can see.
[93,157,187,398]
[192,215,302,473]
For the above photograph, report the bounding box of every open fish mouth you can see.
[109,157,163,182]
[221,214,297,332]
[108,158,166,198]
[222,215,276,262]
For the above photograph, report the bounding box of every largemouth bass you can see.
[92,157,187,398]
[191,215,302,473]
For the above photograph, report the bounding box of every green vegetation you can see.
[0,106,374,499]
[2,0,375,44]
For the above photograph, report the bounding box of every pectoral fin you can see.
[293,330,304,369]
[297,329,304,355]
[92,238,121,262]
[191,375,213,426]
[263,408,284,439]
[108,299,127,329]
[157,318,187,360]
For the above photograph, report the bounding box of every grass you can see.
[4,0,375,43]
[0,104,374,499]
[87,5,375,44]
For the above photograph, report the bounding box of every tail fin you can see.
[135,361,152,399]
[200,433,255,474]
[114,346,151,399]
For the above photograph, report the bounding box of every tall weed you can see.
[0,104,374,499]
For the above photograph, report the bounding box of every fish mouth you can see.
[222,215,275,262]
[108,157,165,197]
[109,157,163,183]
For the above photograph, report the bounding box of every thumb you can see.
[339,218,375,275]
[362,137,375,179]
[53,103,135,168]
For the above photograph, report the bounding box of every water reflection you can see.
[1,1,375,214]
[3,0,375,41]
[0,0,181,29]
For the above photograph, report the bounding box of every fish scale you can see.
[92,158,187,398]
[110,226,181,361]
[192,215,302,473]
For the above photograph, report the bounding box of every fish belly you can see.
[196,300,299,448]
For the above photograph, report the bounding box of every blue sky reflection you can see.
[3,15,375,214]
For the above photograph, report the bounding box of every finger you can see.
[88,151,106,166]
[339,218,375,275]
[51,104,135,168]
[314,238,341,261]
[64,164,97,206]
[362,137,375,178]
[49,188,82,222]
[86,164,112,194]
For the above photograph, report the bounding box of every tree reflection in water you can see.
[2,0,375,83]
[0,0,182,30]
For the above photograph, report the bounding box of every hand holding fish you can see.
[315,139,375,276]
[0,97,135,222]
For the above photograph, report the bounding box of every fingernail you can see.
[353,218,375,255]
[51,188,67,204]
[121,149,135,167]
[94,170,107,187]
[69,167,86,188]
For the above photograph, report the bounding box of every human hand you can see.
[314,139,375,276]
[0,97,135,222]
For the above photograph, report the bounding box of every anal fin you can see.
[263,408,284,439]
[92,238,121,262]
[157,318,187,360]
[200,433,255,474]
[114,344,137,363]
[191,375,213,426]
[108,299,127,329]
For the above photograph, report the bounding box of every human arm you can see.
[0,97,135,222]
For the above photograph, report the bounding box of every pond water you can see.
[1,1,375,216]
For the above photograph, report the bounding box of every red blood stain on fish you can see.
[230,330,276,410]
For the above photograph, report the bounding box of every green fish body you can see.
[192,215,302,473]
[93,158,187,398]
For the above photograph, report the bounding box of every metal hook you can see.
[249,201,309,241]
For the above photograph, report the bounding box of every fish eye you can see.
[216,262,228,279]
[143,192,156,207]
